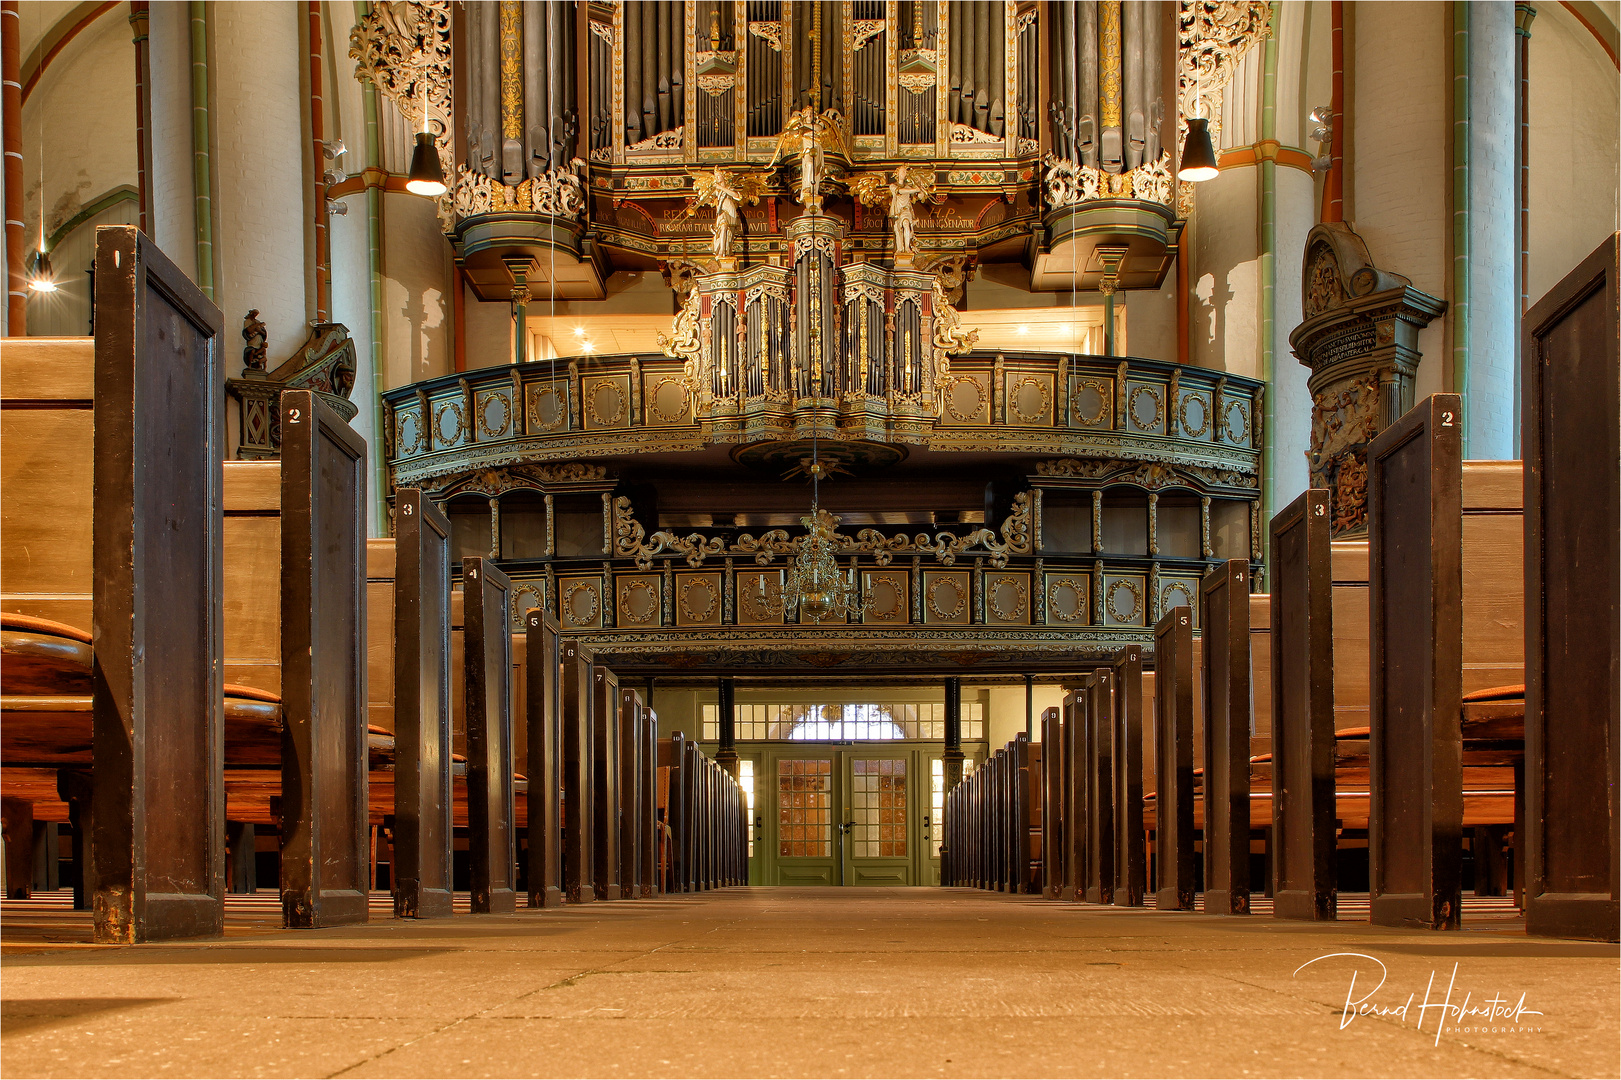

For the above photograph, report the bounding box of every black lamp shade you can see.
[406,131,447,197]
[28,250,56,293]
[1178,118,1220,182]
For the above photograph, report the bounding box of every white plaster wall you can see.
[1189,173,1260,377]
[1273,166,1316,509]
[381,191,453,388]
[148,0,197,278]
[1468,2,1519,460]
[464,281,514,371]
[986,684,1065,747]
[1350,1,1451,401]
[211,2,310,375]
[18,13,135,270]
[1527,4,1621,301]
[1123,273,1178,363]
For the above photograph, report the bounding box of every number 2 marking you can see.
[1442,410,1454,427]
[287,407,302,424]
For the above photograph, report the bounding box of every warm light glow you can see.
[28,251,56,293]
[1015,325,1029,335]
[573,326,586,336]
[28,277,57,294]
[580,340,595,353]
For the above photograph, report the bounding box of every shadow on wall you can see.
[1193,272,1236,367]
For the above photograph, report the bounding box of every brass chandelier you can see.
[759,443,873,623]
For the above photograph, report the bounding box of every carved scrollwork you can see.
[453,163,586,223]
[350,2,452,219]
[614,495,727,571]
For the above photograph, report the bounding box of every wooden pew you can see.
[658,732,687,892]
[1199,559,1252,915]
[641,706,659,895]
[592,666,623,900]
[1082,669,1114,905]
[388,490,454,919]
[464,557,517,914]
[523,609,564,907]
[1267,489,1337,921]
[279,390,370,929]
[1111,646,1146,906]
[1522,234,1619,942]
[1367,393,1528,929]
[561,640,595,903]
[1040,706,1063,899]
[1061,687,1083,901]
[618,688,644,899]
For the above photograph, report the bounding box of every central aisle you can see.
[2,888,1614,1079]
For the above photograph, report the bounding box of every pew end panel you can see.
[279,389,370,929]
[1522,233,1621,941]
[1199,560,1252,915]
[1268,489,1338,922]
[1367,393,1464,931]
[591,665,623,900]
[91,227,228,943]
[523,610,565,908]
[465,557,518,914]
[1152,607,1196,910]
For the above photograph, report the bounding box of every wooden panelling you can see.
[523,610,564,908]
[591,665,623,900]
[1111,646,1145,906]
[465,557,517,914]
[1199,559,1251,915]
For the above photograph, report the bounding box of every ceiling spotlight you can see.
[1309,105,1331,126]
[322,139,347,160]
[323,167,348,186]
[405,131,447,197]
[27,250,56,293]
[581,340,595,353]
[573,326,586,337]
[1015,324,1030,335]
[1178,118,1220,183]
[326,198,349,216]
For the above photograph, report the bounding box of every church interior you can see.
[0,1,1617,1076]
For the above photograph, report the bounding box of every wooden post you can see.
[591,665,622,900]
[1153,607,1196,909]
[1112,646,1146,906]
[561,640,596,902]
[392,489,454,919]
[618,688,645,899]
[465,556,516,914]
[1269,488,1338,921]
[1367,394,1464,930]
[1040,706,1062,898]
[90,226,226,942]
[279,389,369,929]
[641,705,659,895]
[1062,688,1083,901]
[1522,235,1619,941]
[225,822,256,895]
[1084,669,1115,904]
[1199,559,1252,915]
[523,610,564,908]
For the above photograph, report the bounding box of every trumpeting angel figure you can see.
[685,168,767,261]
[851,166,937,259]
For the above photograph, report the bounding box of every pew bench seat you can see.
[1,685,286,767]
[1,615,93,695]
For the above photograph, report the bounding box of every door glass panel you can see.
[738,758,756,858]
[777,759,832,857]
[851,758,908,858]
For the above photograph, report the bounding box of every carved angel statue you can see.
[769,107,848,209]
[655,283,704,390]
[852,166,936,256]
[685,168,766,260]
[241,309,268,373]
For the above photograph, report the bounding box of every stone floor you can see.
[1,888,1616,1079]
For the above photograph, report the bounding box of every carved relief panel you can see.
[921,570,971,625]
[1125,380,1167,436]
[1004,373,1054,427]
[615,574,662,628]
[984,572,1031,626]
[940,374,991,425]
[735,569,785,626]
[582,374,631,430]
[1101,572,1146,627]
[1066,376,1113,429]
[1044,572,1091,625]
[558,575,604,629]
[643,373,693,425]
[1158,574,1200,628]
[674,572,724,627]
[473,387,513,440]
[526,379,571,432]
[860,570,910,625]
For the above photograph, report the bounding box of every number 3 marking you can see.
[401,502,414,516]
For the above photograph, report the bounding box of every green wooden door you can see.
[841,752,919,886]
[769,755,838,886]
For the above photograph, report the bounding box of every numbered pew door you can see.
[770,756,838,886]
[843,753,918,887]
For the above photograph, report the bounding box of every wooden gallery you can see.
[0,2,1616,1077]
